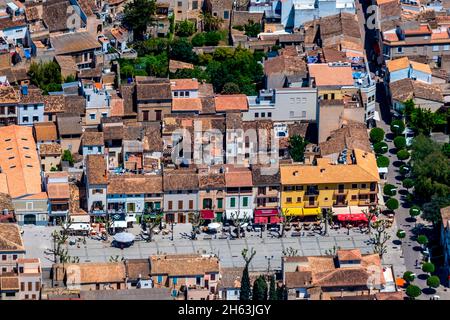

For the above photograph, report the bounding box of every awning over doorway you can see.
[200,210,214,220]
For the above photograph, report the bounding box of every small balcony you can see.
[333,201,348,207]
[358,199,377,206]
[334,189,348,195]
[304,201,318,208]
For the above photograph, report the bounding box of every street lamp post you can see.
[265,255,274,275]
[171,220,174,241]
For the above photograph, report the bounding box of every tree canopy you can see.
[289,135,309,162]
[376,156,390,168]
[406,284,422,299]
[390,120,405,136]
[385,198,399,211]
[422,262,435,273]
[122,0,156,41]
[28,61,62,94]
[403,271,415,282]
[175,20,195,37]
[394,136,407,150]
[252,276,268,301]
[370,127,385,143]
[383,184,397,197]
[374,142,388,154]
[426,275,440,289]
[397,149,410,161]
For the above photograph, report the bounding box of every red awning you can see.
[337,213,368,222]
[200,210,214,220]
[254,209,278,216]
[255,217,269,224]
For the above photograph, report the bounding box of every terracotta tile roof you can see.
[337,249,362,261]
[0,192,14,212]
[163,169,199,191]
[0,125,42,198]
[225,167,253,187]
[251,165,280,186]
[0,86,20,104]
[172,98,202,112]
[308,64,354,87]
[44,95,65,113]
[142,123,163,153]
[386,57,410,72]
[150,255,220,276]
[56,262,126,284]
[0,18,26,30]
[77,0,97,16]
[39,143,62,156]
[215,95,248,112]
[34,122,58,142]
[410,60,431,74]
[0,223,24,251]
[86,155,107,185]
[285,271,313,288]
[47,182,70,199]
[198,83,215,97]
[281,148,379,185]
[135,77,172,101]
[108,174,162,194]
[41,0,71,32]
[125,259,151,280]
[51,32,101,55]
[63,95,86,115]
[319,122,372,156]
[82,132,104,146]
[110,95,124,117]
[119,84,136,116]
[170,79,199,91]
[25,4,42,21]
[198,171,225,189]
[218,267,243,288]
[57,113,82,135]
[19,88,45,104]
[169,60,194,73]
[390,78,444,102]
[375,291,405,300]
[264,55,307,77]
[0,53,10,70]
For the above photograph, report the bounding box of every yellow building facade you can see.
[280,149,380,217]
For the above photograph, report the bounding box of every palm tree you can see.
[200,12,224,32]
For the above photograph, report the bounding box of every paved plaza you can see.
[22,224,374,272]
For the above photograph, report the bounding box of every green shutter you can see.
[243,197,248,207]
[203,199,208,208]
[217,198,223,209]
[230,198,236,208]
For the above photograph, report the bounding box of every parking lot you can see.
[22,223,374,271]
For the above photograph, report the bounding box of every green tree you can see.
[394,136,407,150]
[170,37,197,63]
[403,271,415,282]
[390,120,405,136]
[221,82,240,94]
[289,135,308,162]
[374,142,388,154]
[268,275,277,300]
[397,229,406,241]
[201,12,224,31]
[402,178,414,192]
[62,150,74,166]
[204,31,222,46]
[426,275,440,289]
[399,164,411,176]
[28,61,63,94]
[409,205,421,219]
[385,198,399,211]
[383,184,397,197]
[422,262,435,274]
[122,0,156,41]
[175,19,195,37]
[252,275,268,301]
[410,107,435,136]
[64,75,76,83]
[191,32,206,47]
[442,143,450,158]
[417,235,429,246]
[240,248,256,300]
[422,196,450,227]
[376,156,390,168]
[244,21,262,37]
[397,149,410,161]
[406,284,422,299]
[276,284,288,300]
[370,127,385,143]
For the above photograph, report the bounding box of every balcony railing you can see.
[334,189,348,195]
[358,199,377,206]
[304,201,318,208]
[333,201,348,207]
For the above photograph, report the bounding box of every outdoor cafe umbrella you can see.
[208,222,222,230]
[113,232,135,243]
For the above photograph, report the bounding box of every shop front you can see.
[281,207,321,220]
[254,209,280,224]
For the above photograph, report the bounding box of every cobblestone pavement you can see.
[22,223,373,272]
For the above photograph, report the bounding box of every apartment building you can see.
[17,258,42,300]
[85,154,108,217]
[0,85,20,126]
[198,166,226,222]
[280,149,379,218]
[45,172,70,225]
[224,166,254,221]
[251,166,281,224]
[382,23,450,61]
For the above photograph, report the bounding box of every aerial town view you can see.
[0,0,448,305]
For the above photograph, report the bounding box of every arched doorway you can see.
[24,214,36,225]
